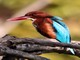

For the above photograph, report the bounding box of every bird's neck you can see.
[32,18,52,27]
[33,18,44,24]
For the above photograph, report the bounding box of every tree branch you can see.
[15,43,80,57]
[0,35,80,60]
[2,35,79,49]
[0,45,49,60]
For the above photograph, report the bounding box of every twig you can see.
[0,45,49,60]
[15,44,80,57]
[2,35,80,49]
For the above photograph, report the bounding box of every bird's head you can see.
[8,11,52,21]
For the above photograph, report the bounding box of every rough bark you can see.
[0,35,79,60]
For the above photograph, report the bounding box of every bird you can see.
[8,11,75,54]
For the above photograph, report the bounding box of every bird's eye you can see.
[25,14,29,16]
[31,14,36,16]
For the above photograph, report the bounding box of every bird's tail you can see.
[68,48,75,54]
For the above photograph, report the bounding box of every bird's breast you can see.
[33,20,56,38]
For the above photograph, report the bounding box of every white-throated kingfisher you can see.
[8,11,75,54]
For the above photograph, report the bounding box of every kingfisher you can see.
[8,11,75,54]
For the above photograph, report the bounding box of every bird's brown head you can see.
[8,11,52,21]
[25,11,52,18]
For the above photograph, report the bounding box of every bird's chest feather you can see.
[33,18,52,31]
[32,18,56,38]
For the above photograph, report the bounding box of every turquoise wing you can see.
[51,16,70,43]
[51,16,75,54]
[51,16,70,32]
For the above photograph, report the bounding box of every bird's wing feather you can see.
[51,16,69,32]
[51,16,75,54]
[51,16,70,43]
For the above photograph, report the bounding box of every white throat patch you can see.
[28,18,36,21]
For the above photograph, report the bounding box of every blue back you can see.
[51,16,71,43]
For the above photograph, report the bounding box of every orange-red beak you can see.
[8,16,29,21]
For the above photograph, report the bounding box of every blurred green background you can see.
[0,0,80,60]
